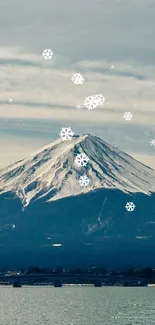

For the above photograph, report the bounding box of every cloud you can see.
[0,48,155,125]
[1,0,155,65]
[0,0,155,169]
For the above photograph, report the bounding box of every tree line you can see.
[25,266,155,280]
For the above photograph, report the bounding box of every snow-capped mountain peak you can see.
[0,134,155,207]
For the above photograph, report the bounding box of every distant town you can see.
[0,266,155,287]
[0,265,154,277]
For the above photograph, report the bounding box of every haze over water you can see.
[0,286,155,325]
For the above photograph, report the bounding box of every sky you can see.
[0,0,155,169]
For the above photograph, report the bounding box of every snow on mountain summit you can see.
[0,134,155,207]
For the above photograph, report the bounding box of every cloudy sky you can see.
[0,0,155,169]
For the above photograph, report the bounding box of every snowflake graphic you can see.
[71,73,85,85]
[125,202,136,212]
[74,153,89,167]
[149,139,155,146]
[123,112,133,121]
[84,94,106,110]
[42,49,53,60]
[75,104,83,110]
[84,95,98,110]
[59,127,74,141]
[78,174,90,187]
[94,94,106,106]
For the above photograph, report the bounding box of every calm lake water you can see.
[0,286,155,325]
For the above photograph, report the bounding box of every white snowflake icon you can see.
[74,153,89,167]
[59,127,74,141]
[94,94,106,106]
[149,139,155,146]
[78,174,90,187]
[42,49,53,60]
[123,112,133,121]
[75,104,83,110]
[71,73,85,85]
[84,95,98,110]
[84,94,106,110]
[125,202,136,212]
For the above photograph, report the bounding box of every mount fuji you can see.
[0,134,155,269]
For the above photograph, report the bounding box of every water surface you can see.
[0,286,155,325]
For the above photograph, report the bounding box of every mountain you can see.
[0,134,155,205]
[0,134,155,269]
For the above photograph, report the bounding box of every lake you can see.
[0,286,155,325]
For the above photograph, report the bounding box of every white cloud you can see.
[0,48,155,125]
[0,0,155,169]
[1,0,155,66]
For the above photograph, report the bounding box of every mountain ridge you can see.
[0,134,155,209]
[0,134,155,268]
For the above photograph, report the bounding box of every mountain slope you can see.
[0,134,155,269]
[0,134,155,209]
